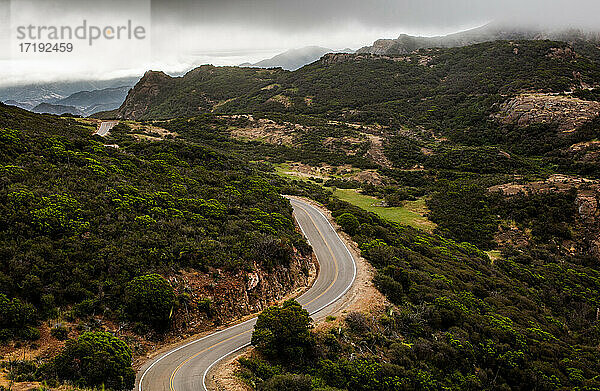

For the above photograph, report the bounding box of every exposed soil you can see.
[366,134,393,168]
[348,169,389,186]
[489,174,600,260]
[229,117,298,146]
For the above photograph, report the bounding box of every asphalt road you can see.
[96,121,119,136]
[136,196,357,391]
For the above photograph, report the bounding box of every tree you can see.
[51,331,135,390]
[251,299,313,361]
[0,293,37,341]
[336,213,360,235]
[123,274,175,330]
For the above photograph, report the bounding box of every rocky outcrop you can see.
[319,52,432,67]
[129,249,315,368]
[490,175,600,260]
[171,250,314,330]
[493,93,600,131]
[116,70,172,120]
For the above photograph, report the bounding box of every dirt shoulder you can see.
[208,196,385,391]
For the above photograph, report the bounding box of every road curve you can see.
[96,121,119,136]
[136,196,357,391]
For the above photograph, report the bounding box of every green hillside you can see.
[0,103,309,339]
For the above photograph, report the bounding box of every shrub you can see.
[251,299,313,361]
[50,325,69,340]
[259,373,313,391]
[123,274,175,330]
[50,331,135,390]
[0,294,37,341]
[335,213,360,235]
[197,297,214,317]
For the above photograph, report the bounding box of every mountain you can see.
[0,102,310,380]
[240,46,353,70]
[109,40,600,122]
[102,66,287,120]
[55,86,131,116]
[357,23,600,55]
[32,102,83,116]
[0,76,139,108]
[5,38,600,391]
[3,99,34,110]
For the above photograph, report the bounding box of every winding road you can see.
[96,121,119,137]
[136,197,357,391]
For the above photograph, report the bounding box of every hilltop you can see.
[357,23,600,55]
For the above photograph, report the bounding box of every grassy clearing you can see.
[273,163,312,181]
[272,163,435,231]
[485,250,502,264]
[333,189,436,232]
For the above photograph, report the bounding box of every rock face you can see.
[490,175,600,260]
[493,93,600,131]
[116,70,172,120]
[173,249,314,330]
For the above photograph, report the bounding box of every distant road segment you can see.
[96,121,119,136]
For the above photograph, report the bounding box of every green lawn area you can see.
[272,163,435,231]
[334,189,436,232]
[273,163,306,180]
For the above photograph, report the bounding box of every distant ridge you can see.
[240,46,354,70]
[357,23,600,55]
[0,77,139,108]
[32,102,83,116]
[55,86,131,116]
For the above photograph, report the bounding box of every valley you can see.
[1,33,600,391]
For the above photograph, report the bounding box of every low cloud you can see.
[2,0,600,86]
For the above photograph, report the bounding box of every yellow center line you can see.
[169,330,252,391]
[294,204,339,308]
[169,202,339,391]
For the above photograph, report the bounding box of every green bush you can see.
[251,299,313,361]
[50,331,135,390]
[123,274,176,330]
[0,293,37,341]
[197,297,214,317]
[335,213,360,235]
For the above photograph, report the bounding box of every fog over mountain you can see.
[240,46,354,71]
[358,22,600,55]
[1,0,600,86]
[0,77,138,106]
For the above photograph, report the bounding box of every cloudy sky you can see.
[1,0,599,86]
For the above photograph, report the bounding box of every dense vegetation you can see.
[251,299,313,362]
[0,103,309,337]
[123,273,176,331]
[4,38,600,391]
[49,331,135,389]
[150,113,375,169]
[0,293,38,341]
[242,187,600,390]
